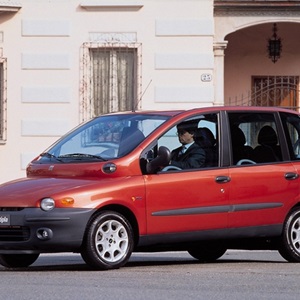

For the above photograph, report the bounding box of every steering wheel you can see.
[293,138,300,155]
[236,159,256,166]
[161,165,182,171]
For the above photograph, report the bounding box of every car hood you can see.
[0,177,112,207]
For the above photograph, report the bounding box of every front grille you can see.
[0,226,30,241]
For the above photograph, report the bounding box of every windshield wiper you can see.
[58,153,106,161]
[40,152,63,162]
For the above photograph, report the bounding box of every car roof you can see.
[99,106,299,118]
[219,106,298,113]
[102,110,184,117]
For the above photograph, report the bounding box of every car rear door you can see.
[227,111,299,232]
[280,111,300,201]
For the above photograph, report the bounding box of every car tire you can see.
[188,244,227,263]
[81,211,134,270]
[0,253,40,268]
[278,207,300,262]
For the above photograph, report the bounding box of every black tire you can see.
[0,253,40,268]
[188,244,227,263]
[81,211,134,270]
[278,207,300,262]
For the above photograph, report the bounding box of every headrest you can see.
[230,126,246,146]
[195,127,216,148]
[258,125,278,146]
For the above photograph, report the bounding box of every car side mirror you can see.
[146,146,171,173]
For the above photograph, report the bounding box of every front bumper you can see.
[0,207,95,254]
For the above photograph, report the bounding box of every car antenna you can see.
[133,79,152,112]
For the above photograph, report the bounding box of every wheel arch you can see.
[278,203,300,262]
[278,202,300,229]
[287,202,300,217]
[86,204,140,248]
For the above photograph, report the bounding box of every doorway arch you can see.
[222,22,300,110]
[214,1,300,111]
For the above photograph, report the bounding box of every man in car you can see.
[170,121,206,169]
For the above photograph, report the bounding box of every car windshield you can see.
[39,113,170,162]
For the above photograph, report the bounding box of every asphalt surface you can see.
[0,250,298,300]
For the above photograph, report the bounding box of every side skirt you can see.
[136,224,283,251]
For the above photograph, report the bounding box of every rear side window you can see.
[228,112,282,165]
[280,112,300,161]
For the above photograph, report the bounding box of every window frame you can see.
[228,111,284,165]
[251,75,299,109]
[80,42,142,122]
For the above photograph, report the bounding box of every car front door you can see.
[143,112,230,237]
[144,168,230,235]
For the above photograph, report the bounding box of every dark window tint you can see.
[228,112,282,165]
[280,112,300,161]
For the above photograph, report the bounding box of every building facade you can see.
[0,0,299,183]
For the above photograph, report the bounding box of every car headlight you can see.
[40,198,55,211]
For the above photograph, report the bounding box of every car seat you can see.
[252,125,281,163]
[230,126,253,164]
[118,126,145,157]
[194,127,217,167]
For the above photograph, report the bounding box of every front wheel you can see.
[0,253,40,268]
[188,244,227,263]
[81,211,134,270]
[278,207,300,262]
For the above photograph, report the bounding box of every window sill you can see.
[80,1,143,11]
[0,2,22,12]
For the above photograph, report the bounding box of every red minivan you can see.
[0,106,300,270]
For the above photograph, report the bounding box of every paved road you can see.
[0,250,299,300]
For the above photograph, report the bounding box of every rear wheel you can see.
[81,211,134,270]
[278,207,300,262]
[188,244,227,263]
[0,253,40,268]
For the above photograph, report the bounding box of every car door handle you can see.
[215,176,231,183]
[285,172,299,180]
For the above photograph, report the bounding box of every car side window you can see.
[280,112,300,160]
[228,112,282,165]
[155,113,219,171]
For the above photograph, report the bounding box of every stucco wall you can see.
[0,0,215,183]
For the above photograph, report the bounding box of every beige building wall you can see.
[4,1,299,184]
[0,0,216,183]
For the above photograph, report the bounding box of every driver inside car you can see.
[169,121,206,169]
